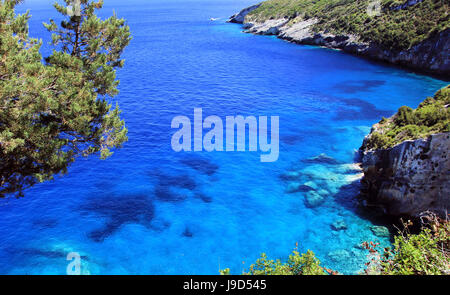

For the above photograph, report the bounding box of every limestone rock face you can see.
[245,19,289,35]
[228,6,450,75]
[227,3,261,24]
[360,133,450,218]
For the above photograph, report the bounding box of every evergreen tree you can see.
[0,0,131,197]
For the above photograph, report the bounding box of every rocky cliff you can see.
[360,132,449,218]
[228,3,450,218]
[359,86,449,218]
[228,2,450,76]
[227,3,261,24]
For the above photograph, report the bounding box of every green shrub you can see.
[364,132,391,149]
[395,106,416,126]
[221,217,449,275]
[417,104,447,126]
[246,249,326,275]
[363,85,450,150]
[220,246,329,275]
[364,216,450,275]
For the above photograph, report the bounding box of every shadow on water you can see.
[331,179,397,241]
[280,134,305,146]
[31,218,58,229]
[150,172,190,203]
[79,194,155,242]
[333,80,386,94]
[194,192,212,203]
[334,98,393,121]
[179,156,219,176]
[149,167,214,204]
[182,226,194,238]
[154,185,188,202]
[281,151,398,242]
[151,169,197,191]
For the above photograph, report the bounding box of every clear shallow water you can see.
[0,0,447,274]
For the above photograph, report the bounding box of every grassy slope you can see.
[246,0,449,51]
[362,85,450,150]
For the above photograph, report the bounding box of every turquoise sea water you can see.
[0,0,447,274]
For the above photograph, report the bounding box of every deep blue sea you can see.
[0,0,447,274]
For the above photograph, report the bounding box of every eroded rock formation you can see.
[360,132,450,218]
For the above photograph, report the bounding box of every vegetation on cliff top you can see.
[362,85,450,150]
[221,215,450,275]
[364,215,449,275]
[246,0,449,51]
[0,0,131,197]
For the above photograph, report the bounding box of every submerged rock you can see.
[79,194,155,242]
[317,189,330,197]
[303,181,318,190]
[157,174,196,191]
[304,191,325,208]
[281,134,305,145]
[180,157,219,176]
[195,193,212,203]
[302,153,341,165]
[182,227,193,238]
[286,182,315,194]
[328,249,351,262]
[331,220,348,231]
[154,185,187,202]
[370,225,391,238]
[279,170,302,181]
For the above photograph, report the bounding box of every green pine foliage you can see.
[246,0,449,51]
[0,0,131,197]
[363,85,450,150]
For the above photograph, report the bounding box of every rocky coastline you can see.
[228,5,450,76]
[359,132,449,219]
[228,4,450,220]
